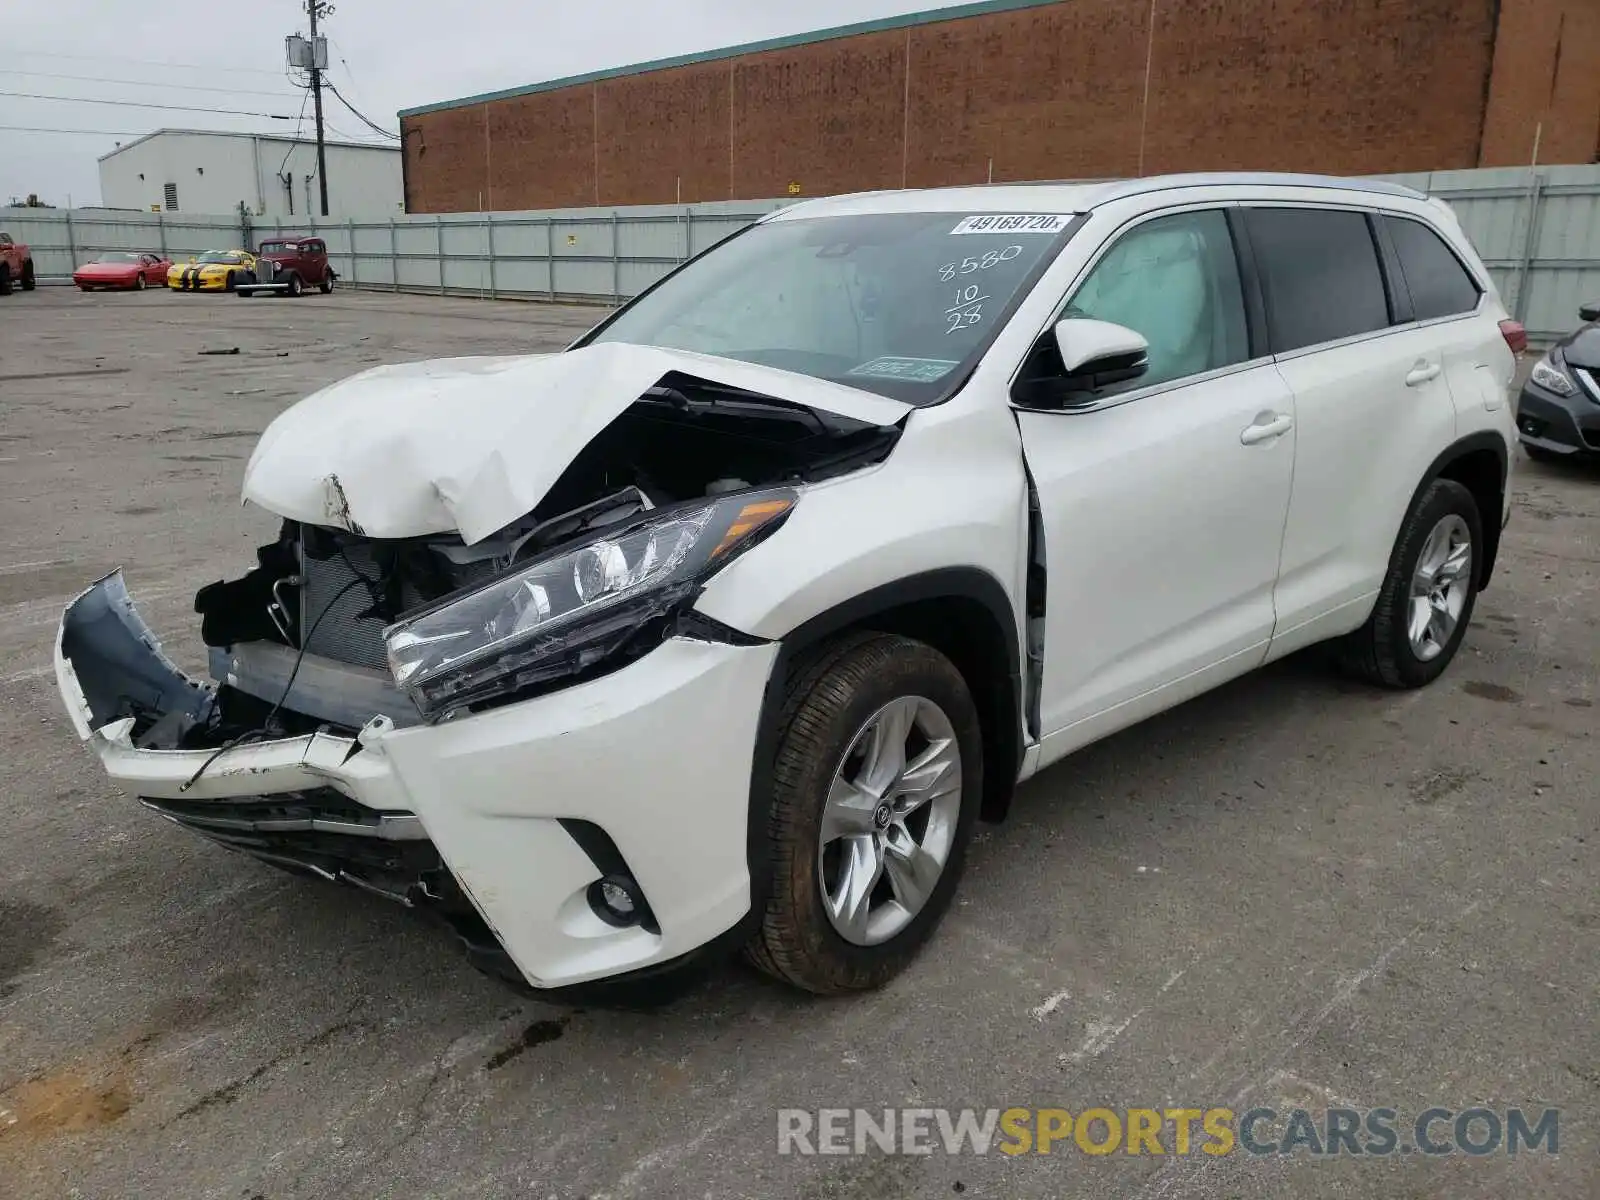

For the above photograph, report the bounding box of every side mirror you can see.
[1017,319,1149,409]
[1580,301,1600,324]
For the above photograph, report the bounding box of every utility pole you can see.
[308,1,332,217]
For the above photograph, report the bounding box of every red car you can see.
[73,251,172,291]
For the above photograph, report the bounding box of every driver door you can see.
[1015,207,1297,764]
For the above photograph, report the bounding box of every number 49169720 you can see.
[937,244,1022,282]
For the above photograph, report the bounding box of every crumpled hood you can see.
[240,341,910,544]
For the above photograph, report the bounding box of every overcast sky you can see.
[3,0,973,207]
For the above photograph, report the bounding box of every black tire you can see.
[318,273,334,294]
[286,273,303,298]
[135,274,146,291]
[223,271,236,292]
[745,632,983,994]
[0,264,11,296]
[1339,477,1482,689]
[20,260,35,291]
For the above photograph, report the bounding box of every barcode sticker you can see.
[950,214,1073,236]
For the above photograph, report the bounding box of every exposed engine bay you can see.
[112,372,901,753]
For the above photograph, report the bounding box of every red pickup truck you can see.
[0,232,36,294]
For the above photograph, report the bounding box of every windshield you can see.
[196,251,242,264]
[94,252,141,264]
[583,211,1077,403]
[260,242,297,253]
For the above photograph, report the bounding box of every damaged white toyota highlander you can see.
[56,174,1519,1002]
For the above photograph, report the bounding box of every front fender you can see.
[693,402,1030,647]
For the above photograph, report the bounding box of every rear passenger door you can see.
[1381,213,1500,415]
[1246,206,1459,660]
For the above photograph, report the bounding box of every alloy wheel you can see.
[1407,513,1472,662]
[817,695,963,946]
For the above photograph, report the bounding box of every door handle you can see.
[1406,361,1442,387]
[1240,412,1293,445]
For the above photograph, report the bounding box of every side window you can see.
[1384,216,1481,321]
[1246,208,1389,353]
[1057,209,1250,393]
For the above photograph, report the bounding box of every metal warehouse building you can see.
[99,129,404,218]
[399,0,1599,214]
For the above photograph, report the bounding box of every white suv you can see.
[56,173,1520,1002]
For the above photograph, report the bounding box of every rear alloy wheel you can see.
[746,632,981,994]
[1340,478,1481,688]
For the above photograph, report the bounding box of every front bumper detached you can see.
[57,571,778,994]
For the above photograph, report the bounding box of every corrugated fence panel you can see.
[9,172,1596,336]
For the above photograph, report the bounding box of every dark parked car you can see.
[237,236,336,298]
[1517,301,1600,462]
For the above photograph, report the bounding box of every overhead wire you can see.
[324,80,400,140]
[0,68,297,99]
[0,90,297,120]
[17,48,284,76]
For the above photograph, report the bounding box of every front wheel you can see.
[1339,478,1482,689]
[286,273,303,297]
[745,632,982,994]
[135,274,146,291]
[223,271,236,291]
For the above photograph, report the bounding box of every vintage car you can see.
[167,250,257,292]
[73,251,172,291]
[237,236,336,297]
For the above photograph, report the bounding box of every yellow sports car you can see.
[168,250,257,292]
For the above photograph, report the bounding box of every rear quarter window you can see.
[1384,216,1481,321]
[1245,207,1391,354]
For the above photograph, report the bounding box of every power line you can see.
[0,124,146,136]
[325,79,399,139]
[0,90,297,120]
[0,68,297,99]
[17,48,284,76]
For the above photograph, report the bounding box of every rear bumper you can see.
[56,571,778,994]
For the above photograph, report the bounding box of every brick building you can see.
[398,0,1600,214]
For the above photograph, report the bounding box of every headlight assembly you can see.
[384,489,794,717]
[1530,355,1577,398]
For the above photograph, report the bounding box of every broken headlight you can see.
[384,489,795,717]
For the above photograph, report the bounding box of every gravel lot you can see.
[1,286,1596,1199]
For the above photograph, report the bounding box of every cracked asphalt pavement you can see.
[1,287,1596,1198]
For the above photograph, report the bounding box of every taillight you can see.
[1499,319,1528,356]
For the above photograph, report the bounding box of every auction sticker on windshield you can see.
[950,214,1073,235]
[848,356,961,383]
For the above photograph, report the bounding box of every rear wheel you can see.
[745,632,981,994]
[1339,478,1481,689]
[319,272,334,294]
[20,260,35,291]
